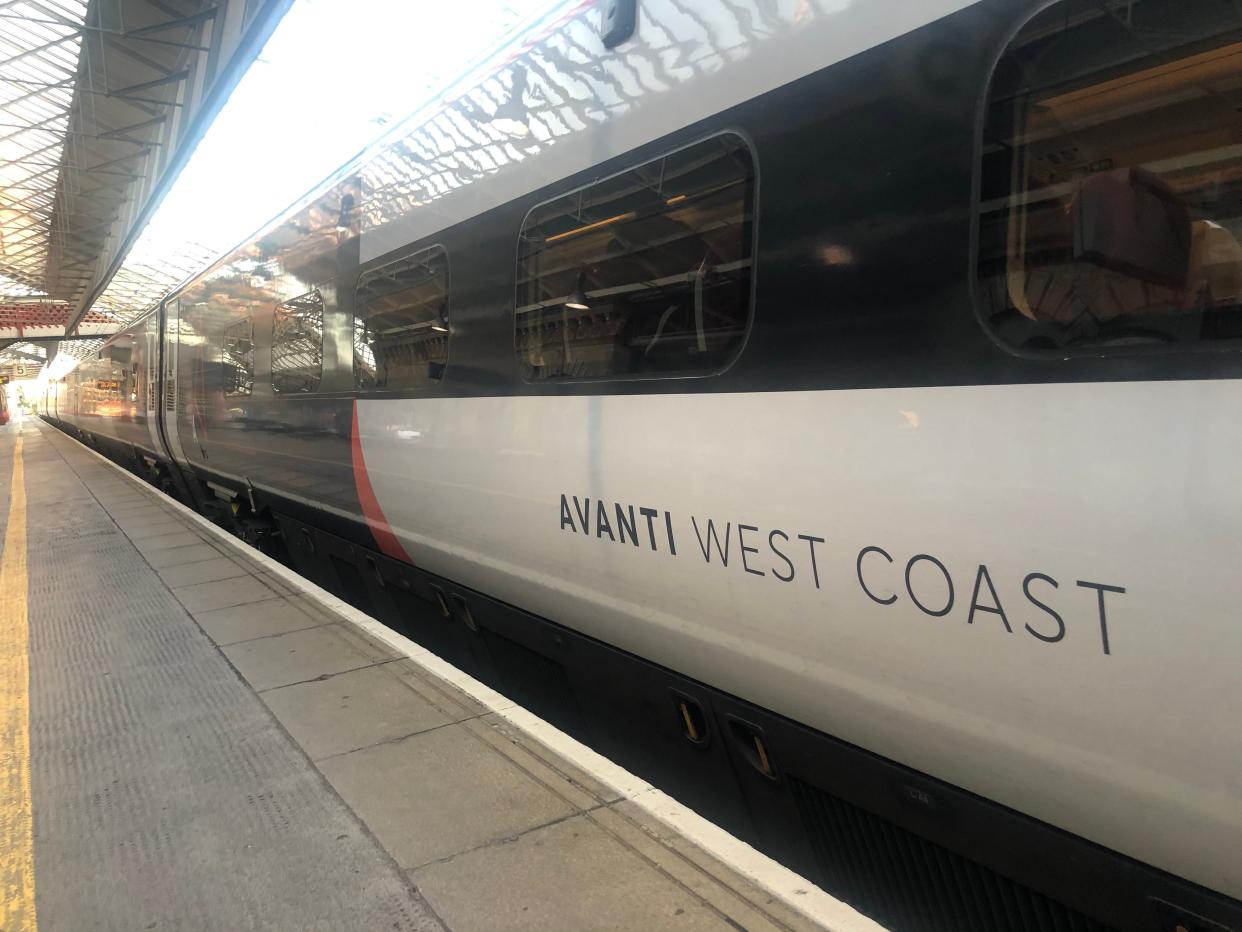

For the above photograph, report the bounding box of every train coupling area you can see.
[0,416,880,932]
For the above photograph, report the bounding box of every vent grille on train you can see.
[789,777,1118,932]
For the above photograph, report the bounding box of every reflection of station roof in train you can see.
[0,0,290,365]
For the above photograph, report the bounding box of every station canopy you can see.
[0,0,290,374]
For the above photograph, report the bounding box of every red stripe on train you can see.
[350,399,411,562]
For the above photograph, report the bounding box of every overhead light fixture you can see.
[430,306,449,332]
[565,272,590,311]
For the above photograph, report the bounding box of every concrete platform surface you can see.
[0,416,871,932]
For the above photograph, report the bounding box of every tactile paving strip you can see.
[18,426,444,932]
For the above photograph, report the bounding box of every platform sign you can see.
[95,379,120,391]
[1,364,39,382]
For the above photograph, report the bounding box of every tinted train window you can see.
[353,246,448,390]
[517,133,755,380]
[222,317,254,396]
[979,0,1242,353]
[272,290,324,393]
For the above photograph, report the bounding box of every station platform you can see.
[0,416,877,932]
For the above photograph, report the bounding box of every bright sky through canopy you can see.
[90,0,561,323]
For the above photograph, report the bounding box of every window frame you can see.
[271,288,326,396]
[351,242,451,394]
[971,0,1242,362]
[512,128,760,384]
[221,314,255,397]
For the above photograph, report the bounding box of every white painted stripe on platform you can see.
[52,418,885,932]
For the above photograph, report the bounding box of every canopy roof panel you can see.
[0,0,90,300]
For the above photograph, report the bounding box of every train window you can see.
[222,316,254,396]
[272,290,324,393]
[979,0,1242,353]
[516,132,755,380]
[353,245,448,390]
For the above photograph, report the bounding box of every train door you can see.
[159,298,189,465]
[144,312,162,454]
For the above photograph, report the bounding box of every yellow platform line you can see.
[0,428,34,930]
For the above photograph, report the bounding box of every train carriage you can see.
[45,1,1242,929]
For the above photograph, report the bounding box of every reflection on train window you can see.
[516,133,755,380]
[353,245,448,390]
[222,317,254,396]
[979,0,1242,353]
[272,290,324,393]
[105,344,135,406]
[87,346,130,416]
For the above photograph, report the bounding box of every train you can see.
[40,1,1242,929]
